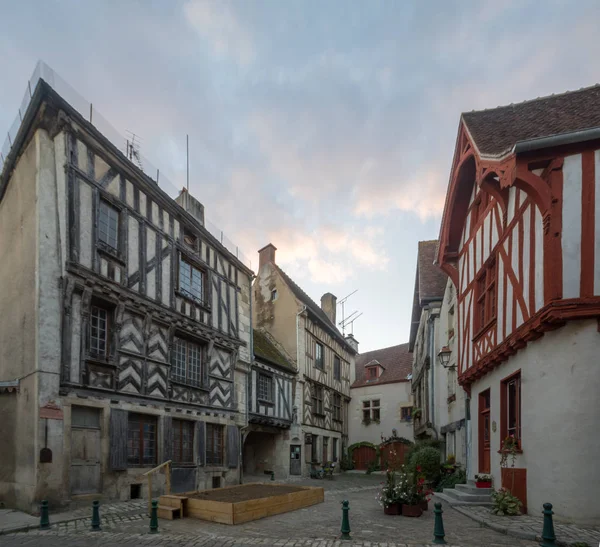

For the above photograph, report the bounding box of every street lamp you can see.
[437,346,456,370]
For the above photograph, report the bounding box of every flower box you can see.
[383,503,401,515]
[419,500,428,511]
[476,481,492,488]
[401,504,423,517]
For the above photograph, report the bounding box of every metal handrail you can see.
[142,460,172,514]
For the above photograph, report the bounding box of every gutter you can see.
[514,126,600,154]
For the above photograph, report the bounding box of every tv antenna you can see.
[125,131,144,172]
[338,290,362,335]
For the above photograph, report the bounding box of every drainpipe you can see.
[427,308,440,440]
[296,305,307,473]
[240,274,254,485]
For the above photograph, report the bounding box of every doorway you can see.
[478,389,491,473]
[70,406,102,495]
[290,445,301,475]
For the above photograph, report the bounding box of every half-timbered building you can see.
[253,244,357,476]
[437,85,600,524]
[0,77,252,512]
[243,329,296,479]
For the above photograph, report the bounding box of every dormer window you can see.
[367,366,379,380]
[364,359,382,381]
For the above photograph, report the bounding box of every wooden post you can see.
[166,461,171,495]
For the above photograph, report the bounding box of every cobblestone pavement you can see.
[454,504,600,547]
[1,475,538,547]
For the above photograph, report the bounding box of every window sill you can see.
[472,318,497,342]
[257,398,274,406]
[175,290,210,310]
[170,379,209,392]
[313,412,325,418]
[97,245,125,266]
[86,356,117,368]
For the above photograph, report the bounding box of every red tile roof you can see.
[351,343,412,388]
[462,84,600,158]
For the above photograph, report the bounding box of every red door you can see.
[352,446,377,470]
[479,389,491,473]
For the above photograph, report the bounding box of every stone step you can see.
[441,488,493,504]
[434,491,493,507]
[455,483,494,496]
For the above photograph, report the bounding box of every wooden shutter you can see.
[163,416,173,463]
[109,409,128,470]
[196,420,206,466]
[227,425,239,468]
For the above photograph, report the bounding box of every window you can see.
[401,406,412,422]
[179,258,204,303]
[98,200,119,250]
[311,385,324,415]
[127,413,157,466]
[362,400,371,423]
[270,289,277,301]
[333,356,341,380]
[90,305,110,357]
[315,342,324,370]
[501,372,522,447]
[322,436,329,463]
[257,373,273,402]
[72,406,101,428]
[372,399,381,422]
[206,424,224,466]
[362,400,380,423]
[367,366,378,380]
[332,393,342,421]
[475,260,496,332]
[332,438,338,462]
[172,337,203,387]
[311,435,319,462]
[172,419,194,464]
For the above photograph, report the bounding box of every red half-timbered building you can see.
[437,85,600,524]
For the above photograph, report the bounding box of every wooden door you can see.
[353,445,377,470]
[478,390,491,473]
[322,437,329,464]
[70,406,102,495]
[290,445,301,475]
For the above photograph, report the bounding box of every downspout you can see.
[240,274,254,485]
[428,315,435,433]
[296,305,307,470]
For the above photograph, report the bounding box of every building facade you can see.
[253,244,356,475]
[437,85,600,524]
[0,80,252,512]
[349,343,414,447]
[243,329,296,479]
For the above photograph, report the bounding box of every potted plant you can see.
[377,470,406,515]
[412,407,422,420]
[475,473,493,488]
[402,485,424,518]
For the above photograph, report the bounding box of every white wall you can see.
[470,319,600,525]
[349,382,413,445]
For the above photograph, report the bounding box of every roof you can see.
[351,343,412,388]
[253,329,295,372]
[462,84,600,158]
[274,264,356,354]
[409,240,447,350]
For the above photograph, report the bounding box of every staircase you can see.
[435,480,493,506]
[157,494,189,520]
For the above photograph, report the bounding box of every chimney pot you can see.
[258,243,277,269]
[320,293,337,325]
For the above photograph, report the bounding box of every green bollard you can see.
[40,500,50,530]
[539,503,556,547]
[270,472,275,481]
[340,500,351,540]
[149,500,158,534]
[90,500,101,531]
[433,502,447,544]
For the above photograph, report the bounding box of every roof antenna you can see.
[338,290,362,335]
[186,134,189,192]
[125,131,143,172]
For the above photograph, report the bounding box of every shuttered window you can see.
[206,424,224,466]
[127,413,157,466]
[172,419,194,464]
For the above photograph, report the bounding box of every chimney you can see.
[258,243,277,269]
[175,188,205,226]
[320,293,337,325]
[344,333,359,354]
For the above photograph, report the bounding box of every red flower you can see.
[416,465,422,472]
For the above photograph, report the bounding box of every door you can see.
[478,390,491,473]
[290,445,301,475]
[70,406,102,495]
[322,437,329,464]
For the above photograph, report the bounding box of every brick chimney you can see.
[320,293,337,325]
[344,334,359,353]
[258,243,277,269]
[175,188,205,226]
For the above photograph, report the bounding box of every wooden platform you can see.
[158,483,324,525]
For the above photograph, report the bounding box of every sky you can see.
[1,1,600,352]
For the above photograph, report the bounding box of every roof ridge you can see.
[462,82,600,116]
[358,342,410,356]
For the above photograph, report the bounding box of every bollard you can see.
[539,503,556,547]
[90,500,101,531]
[149,500,159,534]
[40,500,51,530]
[340,500,351,540]
[433,502,447,544]
[270,472,275,481]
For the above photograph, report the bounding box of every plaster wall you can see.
[469,319,600,525]
[349,382,413,445]
[243,430,290,479]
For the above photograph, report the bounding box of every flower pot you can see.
[401,504,423,517]
[419,500,428,511]
[383,503,401,515]
[476,481,492,488]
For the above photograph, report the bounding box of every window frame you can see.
[371,399,381,422]
[257,372,274,403]
[171,336,204,388]
[127,413,158,467]
[474,259,497,335]
[332,393,342,422]
[178,255,206,305]
[367,366,378,380]
[315,342,324,370]
[311,384,324,416]
[333,355,341,381]
[206,423,225,466]
[98,199,120,252]
[89,302,112,359]
[401,406,412,422]
[311,434,319,462]
[500,371,522,450]
[172,419,195,465]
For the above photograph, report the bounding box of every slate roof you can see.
[409,240,448,350]
[274,265,356,354]
[253,329,295,372]
[351,343,412,388]
[462,84,600,158]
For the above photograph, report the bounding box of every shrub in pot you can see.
[475,473,493,488]
[491,487,523,515]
